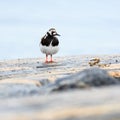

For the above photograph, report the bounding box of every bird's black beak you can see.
[56,33,60,36]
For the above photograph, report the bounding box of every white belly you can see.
[40,44,59,55]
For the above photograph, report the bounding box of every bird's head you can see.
[47,28,60,37]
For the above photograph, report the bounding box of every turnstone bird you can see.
[40,28,60,63]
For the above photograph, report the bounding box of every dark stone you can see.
[116,60,118,63]
[39,79,50,86]
[46,68,120,92]
[89,58,100,66]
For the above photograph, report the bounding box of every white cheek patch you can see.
[53,32,56,35]
[49,30,56,35]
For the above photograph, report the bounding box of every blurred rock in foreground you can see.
[45,67,120,92]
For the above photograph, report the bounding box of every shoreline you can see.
[0,54,120,61]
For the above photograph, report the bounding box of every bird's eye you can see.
[52,32,56,35]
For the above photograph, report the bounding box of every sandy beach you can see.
[0,55,120,120]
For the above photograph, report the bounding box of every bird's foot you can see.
[45,60,49,63]
[44,60,55,64]
[49,60,54,63]
[44,55,55,63]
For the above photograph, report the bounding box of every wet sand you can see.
[0,55,120,120]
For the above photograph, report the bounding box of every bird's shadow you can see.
[36,62,64,69]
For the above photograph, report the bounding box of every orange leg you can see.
[50,55,53,63]
[45,55,48,63]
